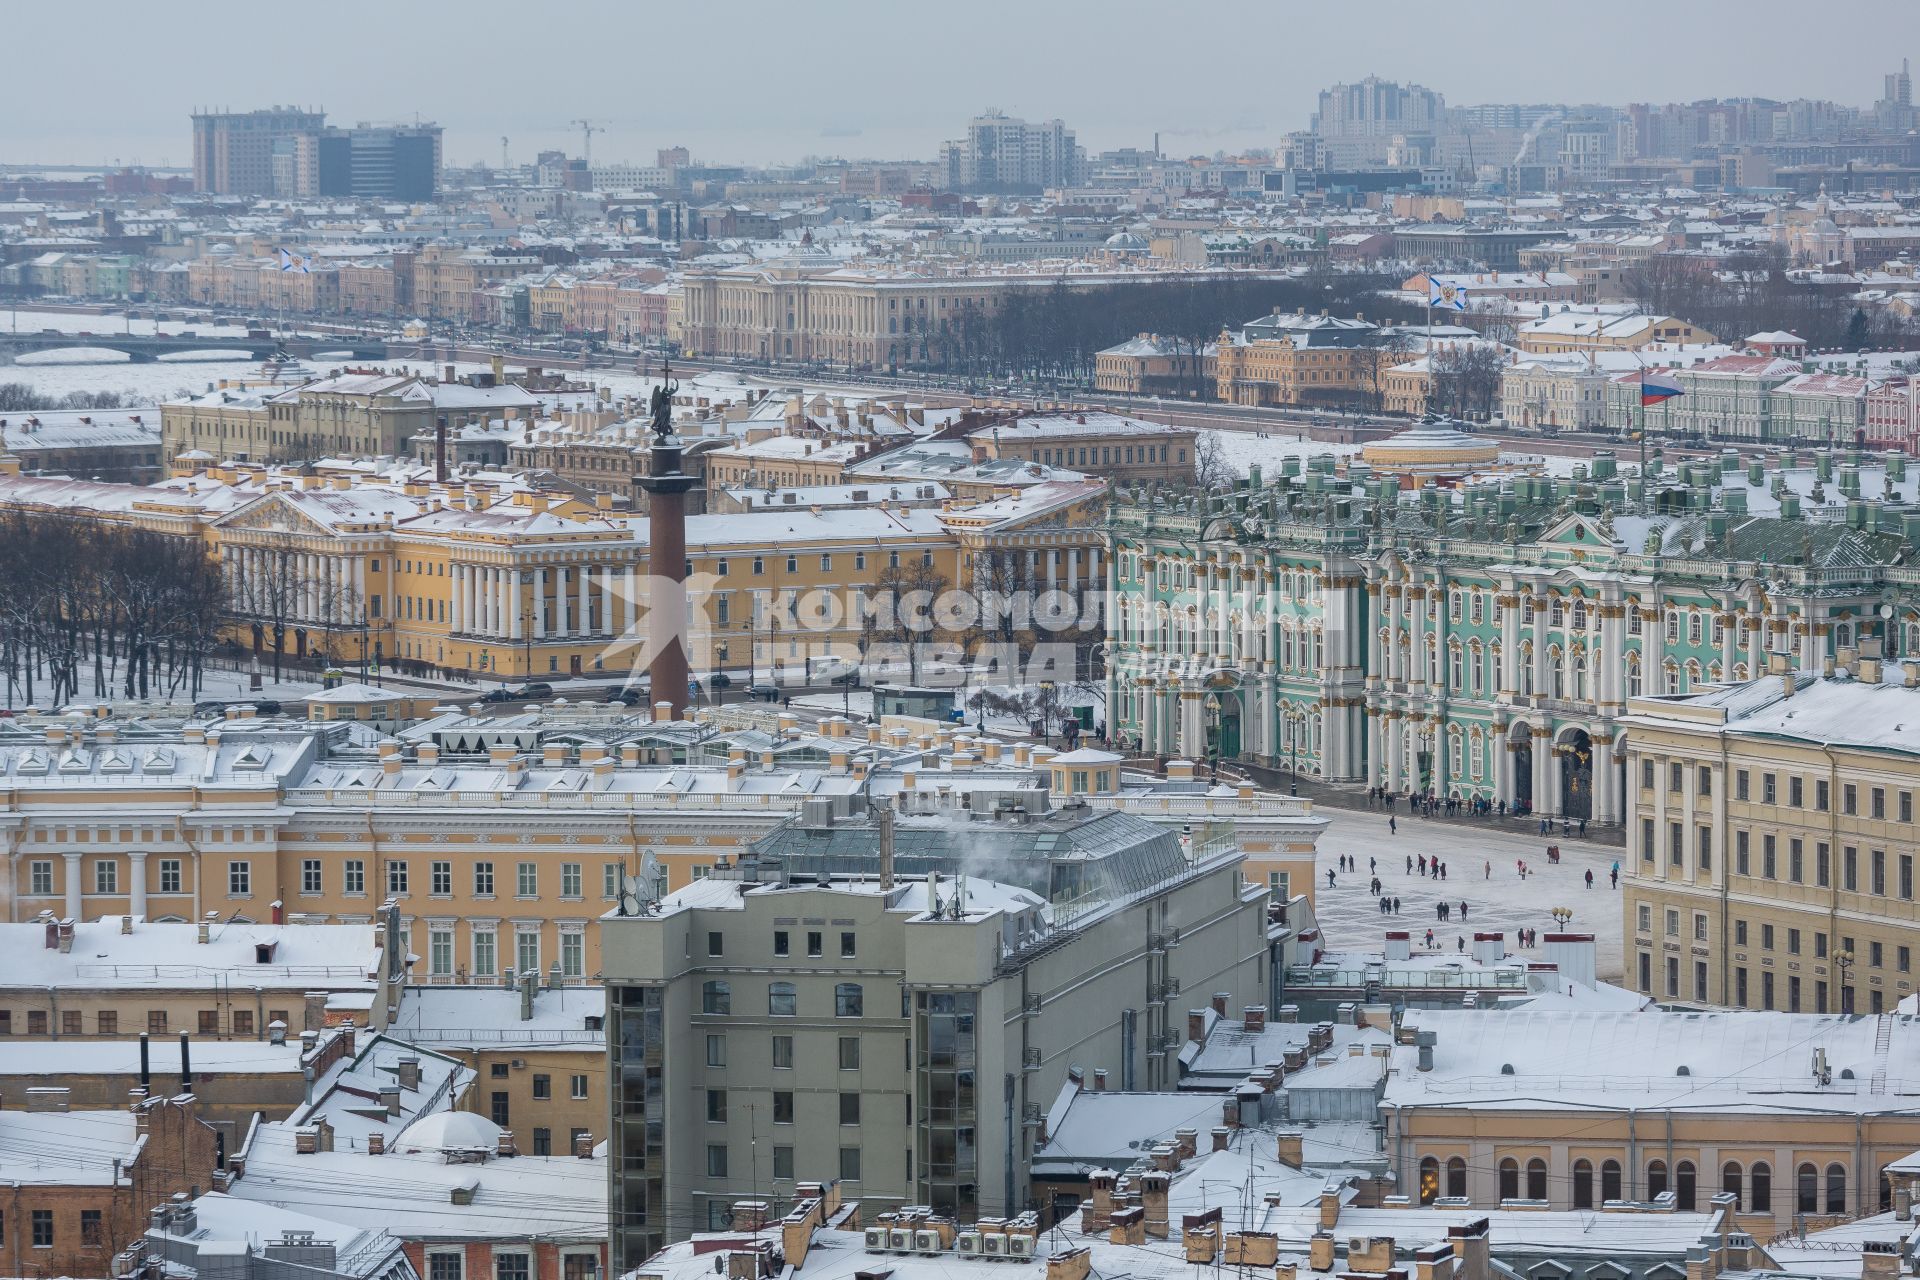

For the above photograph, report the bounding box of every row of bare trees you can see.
[0,513,227,707]
[1623,249,1920,353]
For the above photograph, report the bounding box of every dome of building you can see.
[395,1109,502,1152]
[1105,231,1148,250]
[1360,414,1501,485]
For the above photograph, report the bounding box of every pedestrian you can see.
[1406,854,1414,874]
[1369,857,1376,874]
[1611,867,1619,889]
[1393,896,1401,914]
[1585,869,1594,888]
[1425,928,1435,948]
[1389,816,1397,835]
[1437,902,1445,920]
[1459,901,1468,920]
[1457,935,1466,953]
[1484,859,1491,879]
[1326,868,1335,888]
[1418,854,1427,875]
[1440,862,1447,881]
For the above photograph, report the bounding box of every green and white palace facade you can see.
[1106,444,1920,824]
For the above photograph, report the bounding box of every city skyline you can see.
[2,0,1914,170]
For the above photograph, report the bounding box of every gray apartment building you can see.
[603,805,1277,1267]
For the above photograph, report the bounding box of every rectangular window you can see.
[517,862,537,897]
[228,860,251,895]
[561,863,582,898]
[1698,825,1712,871]
[706,1034,726,1067]
[1641,818,1655,862]
[388,861,408,894]
[1788,928,1802,955]
[97,1011,117,1035]
[473,929,496,977]
[1875,849,1888,896]
[1843,784,1857,814]
[839,1036,861,1070]
[840,930,857,957]
[1763,774,1777,804]
[1903,793,1913,824]
[344,860,364,895]
[301,858,323,893]
[840,1147,861,1181]
[561,931,583,978]
[429,1255,463,1280]
[772,1035,793,1069]
[706,1089,727,1122]
[1669,762,1683,792]
[497,1256,530,1280]
[1790,777,1804,808]
[474,862,494,895]
[515,930,539,977]
[773,1146,795,1181]
[1903,854,1914,901]
[430,929,453,976]
[431,861,452,895]
[1736,770,1750,800]
[604,863,621,899]
[772,1091,794,1124]
[839,1092,861,1125]
[1665,909,1680,938]
[707,930,724,957]
[532,1073,551,1100]
[61,1009,80,1035]
[1763,923,1775,951]
[95,860,118,894]
[1736,830,1750,876]
[31,1209,52,1249]
[1816,779,1830,811]
[1763,835,1777,879]
[1789,838,1804,884]
[571,1074,588,1100]
[708,1144,729,1177]
[148,1010,167,1033]
[1735,920,1748,945]
[1698,766,1712,797]
[773,930,790,956]
[807,930,823,957]
[1845,846,1859,891]
[1637,904,1651,932]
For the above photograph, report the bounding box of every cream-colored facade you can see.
[1622,662,1920,1014]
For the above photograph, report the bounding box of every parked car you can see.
[513,682,555,700]
[252,700,283,716]
[478,688,518,704]
[748,682,780,702]
[707,672,734,690]
[605,686,644,706]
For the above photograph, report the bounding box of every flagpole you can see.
[1638,367,1647,473]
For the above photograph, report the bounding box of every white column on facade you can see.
[129,850,149,920]
[1601,605,1624,705]
[353,554,366,615]
[1534,729,1556,817]
[535,569,550,639]
[482,567,496,637]
[1409,583,1427,688]
[580,563,594,636]
[1366,712,1384,786]
[1501,591,1522,694]
[1746,610,1764,676]
[509,570,524,642]
[63,852,82,921]
[1645,592,1666,693]
[1495,733,1513,805]
[1721,609,1739,677]
[1801,607,1823,671]
[450,566,463,634]
[624,565,637,635]
[1593,739,1616,825]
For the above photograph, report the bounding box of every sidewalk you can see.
[1235,759,1627,848]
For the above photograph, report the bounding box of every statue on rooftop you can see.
[649,358,678,444]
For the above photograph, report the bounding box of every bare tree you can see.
[1429,345,1506,421]
[1192,430,1236,492]
[230,534,323,682]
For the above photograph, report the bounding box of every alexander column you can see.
[637,361,698,717]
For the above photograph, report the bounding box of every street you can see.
[1312,806,1628,981]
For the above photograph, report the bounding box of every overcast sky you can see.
[3,1,1911,171]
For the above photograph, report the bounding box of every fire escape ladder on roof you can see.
[1871,1014,1893,1094]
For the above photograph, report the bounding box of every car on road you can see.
[748,682,780,702]
[513,682,555,700]
[830,668,861,686]
[605,686,648,706]
[478,688,519,704]
[707,672,734,690]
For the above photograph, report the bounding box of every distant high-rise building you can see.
[1310,77,1444,167]
[656,146,691,170]
[313,124,443,200]
[1879,58,1915,130]
[191,106,325,195]
[940,111,1086,192]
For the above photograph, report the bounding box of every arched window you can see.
[1447,1157,1467,1199]
[1751,1163,1772,1214]
[1722,1162,1743,1211]
[1826,1163,1847,1214]
[701,980,730,1015]
[1419,1156,1440,1205]
[835,982,864,1017]
[1797,1163,1818,1213]
[1572,1159,1594,1209]
[1626,652,1642,697]
[768,981,797,1017]
[1601,1160,1623,1203]
[1676,1160,1697,1212]
[1499,1158,1520,1201]
[1648,1160,1668,1199]
[1527,1158,1548,1202]
[1550,648,1565,698]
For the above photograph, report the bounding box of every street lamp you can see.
[1835,950,1855,1014]
[1551,906,1574,929]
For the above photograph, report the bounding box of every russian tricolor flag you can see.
[1640,370,1684,407]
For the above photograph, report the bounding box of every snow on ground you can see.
[0,308,253,339]
[1312,808,1626,981]
[1203,429,1363,482]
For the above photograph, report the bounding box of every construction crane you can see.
[571,119,603,168]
